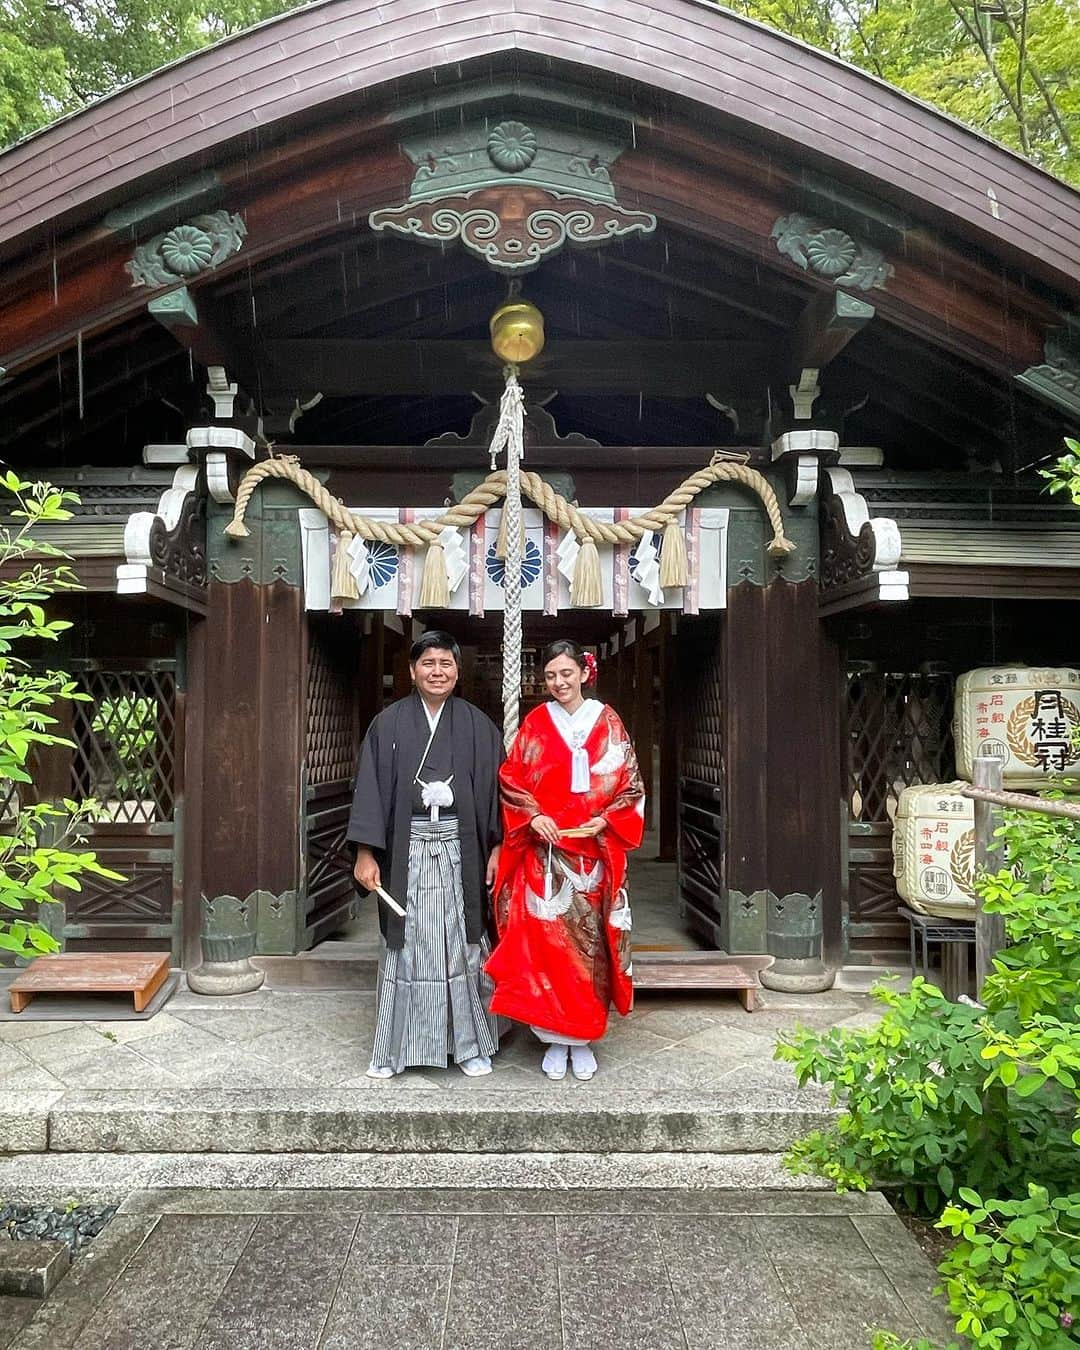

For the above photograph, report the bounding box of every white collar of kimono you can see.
[546,699,604,793]
[419,697,446,733]
[416,696,453,817]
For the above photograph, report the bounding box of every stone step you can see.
[5,1088,834,1156]
[0,1150,845,1205]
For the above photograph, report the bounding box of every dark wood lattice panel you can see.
[70,669,177,823]
[849,848,906,928]
[63,854,174,928]
[306,620,360,788]
[679,803,724,899]
[845,667,955,948]
[680,618,723,788]
[847,669,955,823]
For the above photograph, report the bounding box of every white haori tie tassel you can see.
[570,732,591,793]
[420,777,454,824]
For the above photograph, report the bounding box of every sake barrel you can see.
[954,667,1080,788]
[892,782,976,920]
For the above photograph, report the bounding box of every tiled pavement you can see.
[3,1187,956,1350]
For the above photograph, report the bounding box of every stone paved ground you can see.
[1,977,954,1349]
[2,1186,956,1350]
[0,982,887,1096]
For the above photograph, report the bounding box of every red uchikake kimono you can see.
[486,700,646,1042]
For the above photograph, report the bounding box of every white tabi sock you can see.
[542,1044,569,1080]
[366,1064,396,1079]
[460,1055,492,1077]
[570,1044,597,1080]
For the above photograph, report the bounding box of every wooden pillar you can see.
[722,579,839,990]
[356,612,385,735]
[658,619,679,861]
[192,579,306,990]
[633,628,654,829]
[181,614,207,968]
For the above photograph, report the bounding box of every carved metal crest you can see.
[771,213,892,291]
[127,210,247,289]
[370,119,656,272]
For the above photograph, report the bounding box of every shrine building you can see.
[1,0,1079,991]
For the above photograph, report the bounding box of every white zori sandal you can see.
[570,1044,598,1081]
[542,1044,569,1081]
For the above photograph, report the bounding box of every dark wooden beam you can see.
[289,444,761,470]
[147,288,259,406]
[789,289,874,384]
[262,340,776,397]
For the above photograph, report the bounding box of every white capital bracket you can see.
[206,365,238,419]
[789,368,821,420]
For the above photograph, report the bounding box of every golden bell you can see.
[489,300,545,365]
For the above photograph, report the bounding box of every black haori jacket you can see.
[346,693,504,949]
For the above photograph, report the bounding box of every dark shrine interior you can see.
[1,224,1067,478]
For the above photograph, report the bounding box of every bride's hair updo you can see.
[541,639,587,672]
[542,640,597,686]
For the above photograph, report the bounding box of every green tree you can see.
[0,0,302,143]
[729,0,1079,185]
[0,469,122,959]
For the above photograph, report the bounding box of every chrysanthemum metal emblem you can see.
[805,228,857,277]
[487,121,538,173]
[160,225,214,277]
[366,541,399,590]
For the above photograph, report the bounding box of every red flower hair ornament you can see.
[583,651,598,686]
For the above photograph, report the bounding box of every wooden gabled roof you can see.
[1,0,1078,291]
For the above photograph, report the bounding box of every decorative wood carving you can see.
[1015,320,1080,418]
[370,118,656,272]
[771,213,893,291]
[119,464,207,593]
[425,396,600,451]
[819,466,904,592]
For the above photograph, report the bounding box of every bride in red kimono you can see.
[487,640,645,1081]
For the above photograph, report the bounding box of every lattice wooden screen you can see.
[681,619,723,789]
[846,668,955,822]
[306,620,360,787]
[70,668,178,823]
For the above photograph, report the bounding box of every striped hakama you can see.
[370,817,500,1073]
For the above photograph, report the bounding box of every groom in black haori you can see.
[348,631,505,1078]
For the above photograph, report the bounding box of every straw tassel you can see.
[571,536,603,607]
[658,517,689,588]
[766,534,798,559]
[417,538,450,608]
[223,518,250,539]
[330,530,359,603]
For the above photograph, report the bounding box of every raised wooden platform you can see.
[8,953,170,1015]
[632,952,774,1011]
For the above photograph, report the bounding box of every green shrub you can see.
[0,469,122,958]
[777,800,1080,1348]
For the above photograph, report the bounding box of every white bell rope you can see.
[488,367,526,749]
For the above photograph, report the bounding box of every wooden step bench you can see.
[8,953,170,1015]
[632,952,774,1011]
